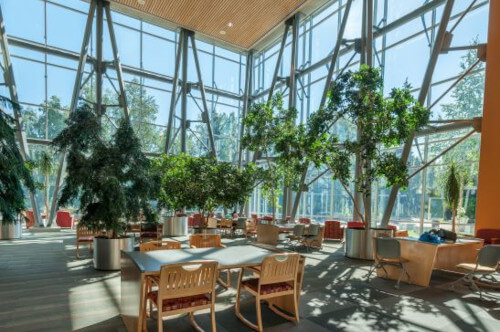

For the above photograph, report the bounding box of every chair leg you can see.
[211,303,217,332]
[395,264,405,289]
[76,242,80,259]
[366,264,377,282]
[256,297,263,332]
[157,312,163,332]
[189,312,204,332]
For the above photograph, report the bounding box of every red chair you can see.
[347,221,364,229]
[24,210,35,229]
[187,216,195,228]
[261,216,274,221]
[55,211,74,228]
[475,229,500,245]
[324,220,344,240]
[299,218,311,225]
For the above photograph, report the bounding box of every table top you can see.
[124,245,278,273]
[397,236,483,246]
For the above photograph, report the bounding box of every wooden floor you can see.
[0,230,498,331]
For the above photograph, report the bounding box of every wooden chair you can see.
[218,218,233,237]
[140,222,160,243]
[189,234,231,288]
[23,210,35,229]
[235,253,301,331]
[245,219,257,238]
[142,261,219,332]
[140,240,181,252]
[256,224,279,246]
[76,225,98,259]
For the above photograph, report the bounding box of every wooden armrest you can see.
[190,245,198,248]
[220,244,227,248]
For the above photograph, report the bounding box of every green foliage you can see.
[52,103,159,237]
[443,163,461,211]
[156,154,258,221]
[307,65,429,224]
[242,93,307,214]
[36,149,56,218]
[0,97,36,224]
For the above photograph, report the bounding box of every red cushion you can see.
[476,229,500,245]
[299,218,311,225]
[147,292,210,311]
[242,278,293,295]
[347,221,364,229]
[78,236,94,242]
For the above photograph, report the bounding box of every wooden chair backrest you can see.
[256,224,279,246]
[158,261,218,299]
[77,225,97,238]
[161,240,181,249]
[259,253,300,285]
[207,217,218,228]
[190,234,222,248]
[220,218,233,228]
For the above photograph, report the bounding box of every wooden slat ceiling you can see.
[110,0,310,50]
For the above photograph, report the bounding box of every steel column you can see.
[189,32,217,158]
[95,0,104,117]
[290,0,353,221]
[164,29,184,153]
[0,4,42,226]
[104,2,129,118]
[238,51,253,167]
[180,29,188,153]
[283,14,300,220]
[381,0,456,225]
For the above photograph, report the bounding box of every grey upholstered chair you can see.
[366,237,410,289]
[287,224,306,250]
[451,244,500,300]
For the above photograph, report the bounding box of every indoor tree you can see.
[307,65,430,228]
[36,150,55,225]
[156,154,258,226]
[0,98,36,225]
[52,103,159,238]
[241,93,307,218]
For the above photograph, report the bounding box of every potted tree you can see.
[307,65,429,259]
[52,103,159,270]
[0,100,36,239]
[157,154,258,234]
[156,153,193,236]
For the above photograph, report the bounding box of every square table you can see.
[120,245,305,331]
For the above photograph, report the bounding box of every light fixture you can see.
[219,30,226,35]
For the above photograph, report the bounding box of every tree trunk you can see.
[44,177,50,227]
[451,205,456,233]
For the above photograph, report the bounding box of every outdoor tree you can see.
[435,45,485,221]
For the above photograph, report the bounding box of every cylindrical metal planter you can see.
[345,227,393,260]
[163,217,188,236]
[0,222,22,240]
[93,237,134,271]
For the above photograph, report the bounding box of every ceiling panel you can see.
[110,0,310,49]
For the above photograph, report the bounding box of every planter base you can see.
[345,228,393,260]
[163,217,188,236]
[0,222,22,240]
[93,237,134,270]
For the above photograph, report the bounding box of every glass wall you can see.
[0,0,246,214]
[1,0,488,233]
[249,0,488,235]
